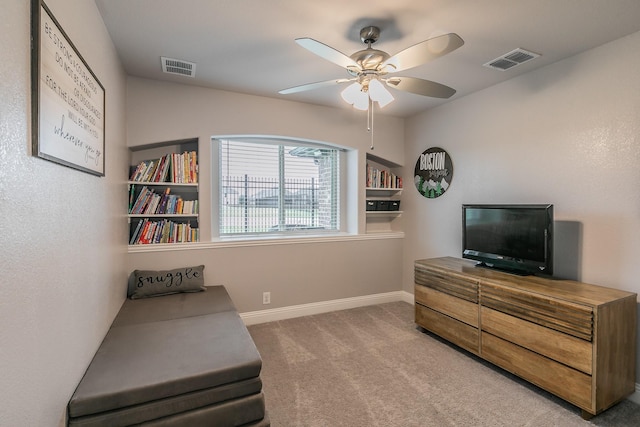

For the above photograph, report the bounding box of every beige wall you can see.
[125,78,405,166]
[125,78,406,313]
[403,31,640,377]
[0,1,127,425]
[128,237,403,313]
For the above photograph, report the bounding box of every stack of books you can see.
[129,219,199,245]
[129,151,198,183]
[129,186,198,215]
[366,163,403,189]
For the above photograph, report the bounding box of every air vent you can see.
[161,57,196,77]
[483,48,540,71]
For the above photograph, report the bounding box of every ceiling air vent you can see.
[483,48,540,71]
[161,57,196,77]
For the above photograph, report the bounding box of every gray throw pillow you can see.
[129,265,206,299]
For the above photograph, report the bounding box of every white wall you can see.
[0,1,127,425]
[126,78,406,312]
[403,31,640,375]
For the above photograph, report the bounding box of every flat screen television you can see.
[462,204,553,276]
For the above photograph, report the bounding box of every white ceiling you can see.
[95,0,640,118]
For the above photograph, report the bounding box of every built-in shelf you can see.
[365,187,402,196]
[365,153,403,234]
[366,211,403,217]
[127,181,199,188]
[128,139,200,245]
[128,214,198,218]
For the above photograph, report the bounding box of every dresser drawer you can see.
[416,303,479,355]
[481,306,592,374]
[481,282,593,341]
[481,332,593,412]
[415,265,478,303]
[416,285,479,327]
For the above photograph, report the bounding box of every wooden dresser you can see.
[414,257,637,419]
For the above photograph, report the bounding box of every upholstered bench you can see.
[68,285,269,426]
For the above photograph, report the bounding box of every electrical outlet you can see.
[262,292,271,305]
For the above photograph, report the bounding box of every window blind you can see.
[219,139,339,235]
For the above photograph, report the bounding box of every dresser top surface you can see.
[415,257,636,307]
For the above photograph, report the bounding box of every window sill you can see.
[127,231,404,253]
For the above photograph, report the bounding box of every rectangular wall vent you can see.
[161,57,196,77]
[483,48,540,71]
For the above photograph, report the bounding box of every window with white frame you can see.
[218,138,340,235]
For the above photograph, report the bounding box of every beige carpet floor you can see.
[248,301,640,427]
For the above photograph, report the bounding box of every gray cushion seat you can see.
[68,286,269,426]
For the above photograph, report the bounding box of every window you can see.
[219,138,340,236]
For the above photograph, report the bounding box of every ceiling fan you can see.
[279,26,464,110]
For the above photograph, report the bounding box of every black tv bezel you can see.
[461,204,553,276]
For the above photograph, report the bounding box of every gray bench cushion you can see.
[68,378,262,427]
[138,392,267,427]
[112,285,236,327]
[68,286,265,425]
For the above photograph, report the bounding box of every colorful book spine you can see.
[130,220,199,245]
[366,164,403,189]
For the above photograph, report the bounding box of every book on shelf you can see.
[181,199,198,215]
[129,218,199,245]
[130,151,198,183]
[128,184,136,212]
[142,194,157,214]
[156,187,170,214]
[159,220,172,243]
[366,163,403,189]
[165,194,182,214]
[130,218,149,244]
[144,161,159,182]
[129,185,198,216]
[129,218,146,244]
[129,186,150,214]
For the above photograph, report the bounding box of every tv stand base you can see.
[414,256,636,418]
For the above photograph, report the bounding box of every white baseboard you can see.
[240,290,413,326]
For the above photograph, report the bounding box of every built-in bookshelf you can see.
[365,153,403,233]
[128,139,200,245]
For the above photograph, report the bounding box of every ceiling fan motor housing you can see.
[350,49,390,72]
[349,27,390,74]
[360,26,381,44]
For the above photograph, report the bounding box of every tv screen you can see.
[462,204,553,276]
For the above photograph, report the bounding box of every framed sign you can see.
[31,0,105,176]
[414,147,453,198]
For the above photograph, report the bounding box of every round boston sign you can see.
[414,147,453,199]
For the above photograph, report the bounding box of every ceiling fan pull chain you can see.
[369,98,374,150]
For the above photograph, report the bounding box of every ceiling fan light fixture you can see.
[341,82,369,110]
[369,79,394,108]
[353,95,370,111]
[284,27,463,112]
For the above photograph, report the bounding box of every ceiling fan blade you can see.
[381,33,464,73]
[384,76,456,99]
[295,38,360,69]
[279,78,353,95]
